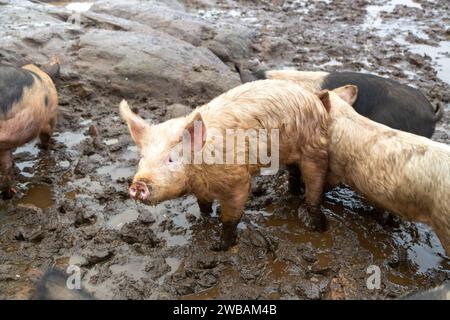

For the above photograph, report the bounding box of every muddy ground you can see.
[0,0,449,299]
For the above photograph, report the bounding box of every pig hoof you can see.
[210,241,234,252]
[209,236,238,252]
[288,181,305,195]
[197,200,214,217]
[2,187,16,200]
[38,142,50,150]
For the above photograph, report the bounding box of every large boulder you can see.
[90,0,255,61]
[74,28,240,101]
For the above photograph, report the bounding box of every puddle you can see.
[50,1,94,12]
[407,41,450,85]
[259,183,449,286]
[15,141,40,157]
[16,184,53,209]
[54,131,86,149]
[363,0,450,85]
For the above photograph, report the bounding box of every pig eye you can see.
[168,156,174,163]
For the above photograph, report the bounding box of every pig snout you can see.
[129,181,151,201]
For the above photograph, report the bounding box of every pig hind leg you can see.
[38,116,56,149]
[431,218,450,258]
[299,156,328,231]
[287,164,304,195]
[0,150,14,199]
[197,198,213,216]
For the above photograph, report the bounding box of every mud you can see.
[0,0,449,299]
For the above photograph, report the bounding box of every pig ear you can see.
[333,85,358,105]
[316,90,332,113]
[184,112,206,152]
[119,100,150,149]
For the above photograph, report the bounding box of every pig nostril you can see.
[130,181,150,200]
[129,185,138,198]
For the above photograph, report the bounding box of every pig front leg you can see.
[287,164,304,195]
[216,182,250,251]
[299,157,328,231]
[0,150,15,199]
[38,116,56,150]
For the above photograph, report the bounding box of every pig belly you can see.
[0,108,47,150]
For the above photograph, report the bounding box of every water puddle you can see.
[54,131,86,149]
[50,1,94,12]
[362,0,450,85]
[407,41,450,85]
[16,184,53,209]
[257,183,449,288]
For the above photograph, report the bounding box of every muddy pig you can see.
[0,58,59,198]
[318,85,450,257]
[238,68,442,194]
[120,79,330,250]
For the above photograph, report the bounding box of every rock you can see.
[91,0,254,60]
[211,26,254,60]
[75,29,239,102]
[165,103,192,119]
[206,40,232,63]
[91,0,212,46]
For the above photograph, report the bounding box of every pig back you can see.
[322,72,437,137]
[197,80,330,165]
